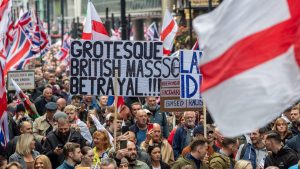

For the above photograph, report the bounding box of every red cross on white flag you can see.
[193,0,300,136]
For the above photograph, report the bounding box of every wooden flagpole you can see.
[113,70,119,148]
[203,101,207,139]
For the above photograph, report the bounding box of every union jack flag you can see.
[54,33,71,62]
[192,40,200,50]
[0,63,9,147]
[146,22,159,41]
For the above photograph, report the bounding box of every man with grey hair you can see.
[100,158,118,169]
[129,109,148,146]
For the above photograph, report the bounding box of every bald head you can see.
[20,121,33,134]
[56,98,67,111]
[152,123,161,142]
[43,87,53,101]
[136,110,147,127]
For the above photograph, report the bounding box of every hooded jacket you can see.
[264,146,299,169]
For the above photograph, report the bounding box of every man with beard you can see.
[143,96,169,138]
[289,104,300,135]
[172,111,197,159]
[42,116,86,168]
[129,109,148,146]
[64,105,93,145]
[57,142,82,169]
[115,141,150,169]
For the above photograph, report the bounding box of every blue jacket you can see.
[172,126,188,159]
[56,161,75,169]
[240,143,257,168]
[286,134,300,155]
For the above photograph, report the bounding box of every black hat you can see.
[193,125,204,136]
[45,102,58,111]
[71,95,82,100]
[16,104,26,113]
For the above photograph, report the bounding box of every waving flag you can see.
[0,0,10,21]
[193,0,300,136]
[146,22,160,41]
[4,25,33,75]
[82,1,109,40]
[110,28,121,40]
[54,33,71,62]
[192,40,200,50]
[0,64,9,147]
[160,9,178,55]
[11,79,39,119]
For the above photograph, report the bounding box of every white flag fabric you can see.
[82,1,109,40]
[193,0,300,136]
[160,9,178,55]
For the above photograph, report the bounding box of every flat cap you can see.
[45,102,58,111]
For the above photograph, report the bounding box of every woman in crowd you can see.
[5,162,22,169]
[33,155,52,169]
[272,117,293,144]
[234,160,253,169]
[92,130,111,165]
[76,146,94,169]
[9,133,39,169]
[147,145,170,169]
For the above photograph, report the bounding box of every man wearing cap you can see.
[34,86,58,115]
[33,102,57,142]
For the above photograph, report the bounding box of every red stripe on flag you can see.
[163,48,171,55]
[160,20,175,41]
[201,17,300,92]
[92,20,109,36]
[82,33,92,40]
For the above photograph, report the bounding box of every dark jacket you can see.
[143,105,169,138]
[286,134,300,156]
[150,160,170,169]
[264,146,299,169]
[9,150,40,169]
[171,154,209,169]
[290,125,300,136]
[56,160,75,169]
[42,128,86,168]
[34,95,58,116]
[172,126,188,159]
[7,136,43,160]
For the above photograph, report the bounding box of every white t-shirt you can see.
[152,166,161,169]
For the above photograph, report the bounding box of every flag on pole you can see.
[0,0,10,21]
[82,1,109,40]
[193,0,300,137]
[54,33,71,62]
[160,9,178,56]
[146,22,160,41]
[110,28,121,40]
[0,64,9,147]
[11,79,39,119]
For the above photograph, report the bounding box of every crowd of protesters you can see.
[0,48,300,169]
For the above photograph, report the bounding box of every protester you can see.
[13,104,30,124]
[129,109,148,146]
[57,142,82,169]
[33,102,57,142]
[209,137,237,169]
[99,158,117,169]
[286,119,300,155]
[171,138,209,169]
[0,155,7,169]
[106,113,123,137]
[172,111,197,159]
[9,133,40,169]
[75,146,94,169]
[117,158,128,169]
[42,116,86,168]
[33,155,52,169]
[140,123,174,164]
[64,105,93,145]
[272,118,293,144]
[234,160,253,169]
[290,104,300,135]
[34,87,58,116]
[115,141,150,169]
[235,128,268,168]
[92,131,111,165]
[143,96,169,138]
[264,131,299,169]
[57,98,67,112]
[147,144,170,169]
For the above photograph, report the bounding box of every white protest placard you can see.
[180,50,202,99]
[70,40,168,97]
[7,70,35,91]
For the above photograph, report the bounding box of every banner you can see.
[7,70,35,91]
[70,40,169,97]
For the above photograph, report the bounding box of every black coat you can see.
[34,95,58,116]
[264,146,299,169]
[42,128,86,168]
[150,161,170,169]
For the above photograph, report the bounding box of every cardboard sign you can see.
[70,40,169,96]
[180,50,202,99]
[7,70,35,91]
[160,53,203,112]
